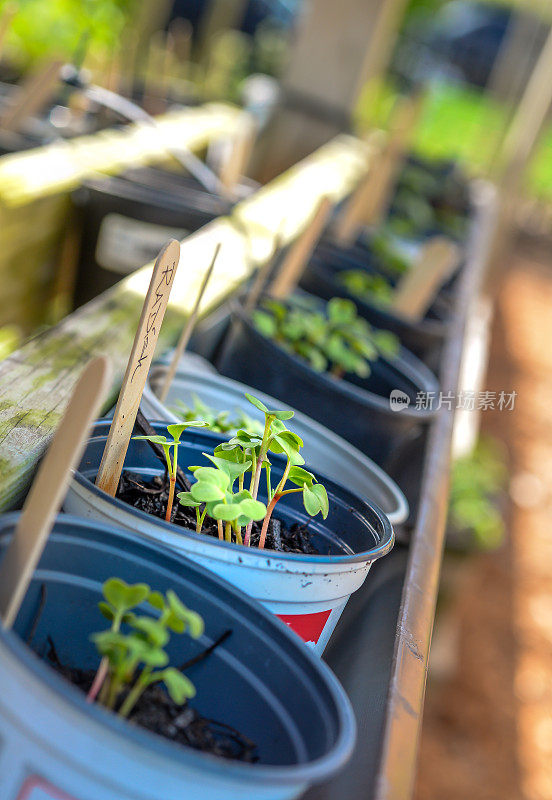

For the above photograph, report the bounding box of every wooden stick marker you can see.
[95,239,180,496]
[219,114,256,193]
[333,131,384,246]
[243,231,284,316]
[0,356,112,629]
[391,236,460,321]
[159,242,220,402]
[270,196,333,299]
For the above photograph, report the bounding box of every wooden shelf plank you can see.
[0,103,242,207]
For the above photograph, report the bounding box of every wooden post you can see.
[270,197,333,298]
[251,0,410,182]
[333,130,385,246]
[197,0,249,65]
[0,2,17,61]
[358,92,424,228]
[483,24,552,295]
[219,114,256,191]
[0,60,63,132]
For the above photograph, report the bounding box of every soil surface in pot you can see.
[43,636,258,762]
[117,470,321,555]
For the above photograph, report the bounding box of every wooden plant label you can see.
[95,239,180,496]
[219,114,256,192]
[0,356,112,629]
[159,243,220,402]
[270,196,333,299]
[392,236,460,320]
[333,131,384,246]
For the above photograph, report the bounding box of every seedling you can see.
[133,421,209,522]
[179,393,329,549]
[178,460,267,545]
[91,578,204,718]
[253,296,399,379]
[369,231,410,276]
[339,270,394,306]
[172,394,263,436]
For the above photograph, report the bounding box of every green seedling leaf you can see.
[166,591,204,639]
[132,617,170,648]
[203,452,252,482]
[191,467,230,490]
[245,393,269,413]
[303,483,329,518]
[103,579,150,613]
[268,408,294,421]
[270,432,305,465]
[212,502,243,521]
[191,482,226,502]
[288,466,315,487]
[147,591,166,611]
[167,420,210,440]
[139,646,170,668]
[133,435,170,446]
[252,310,278,338]
[238,498,267,520]
[311,483,329,518]
[161,667,196,702]
[177,491,201,507]
[98,602,136,625]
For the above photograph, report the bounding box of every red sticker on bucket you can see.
[277,609,332,645]
[16,777,78,800]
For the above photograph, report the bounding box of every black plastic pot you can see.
[300,252,451,368]
[72,167,234,307]
[0,513,356,800]
[215,299,439,470]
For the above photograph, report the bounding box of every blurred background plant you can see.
[2,0,137,72]
[447,434,507,552]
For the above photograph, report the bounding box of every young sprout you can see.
[134,395,330,553]
[253,296,399,380]
[91,578,204,718]
[172,394,264,436]
[178,459,266,545]
[182,393,329,549]
[339,270,394,306]
[133,421,209,522]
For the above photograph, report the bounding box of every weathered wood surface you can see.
[252,0,409,181]
[0,133,367,511]
[0,103,242,207]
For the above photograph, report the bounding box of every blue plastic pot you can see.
[65,424,394,655]
[0,513,356,800]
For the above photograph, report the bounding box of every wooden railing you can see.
[0,133,369,511]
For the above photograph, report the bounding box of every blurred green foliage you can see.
[448,436,507,551]
[2,0,136,69]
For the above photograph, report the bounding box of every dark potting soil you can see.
[116,471,319,555]
[44,638,258,762]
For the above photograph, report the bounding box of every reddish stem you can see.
[165,475,176,522]
[259,494,281,549]
[87,657,108,703]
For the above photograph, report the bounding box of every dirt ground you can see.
[415,240,552,800]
